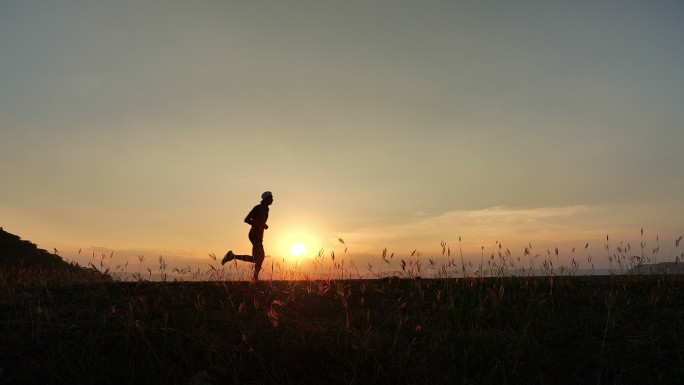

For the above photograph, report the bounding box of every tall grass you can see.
[1,231,682,384]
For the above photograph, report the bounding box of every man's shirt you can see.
[245,203,269,232]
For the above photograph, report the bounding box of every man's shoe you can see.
[221,250,234,265]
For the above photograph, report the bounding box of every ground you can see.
[1,275,683,384]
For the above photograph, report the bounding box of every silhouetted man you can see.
[222,191,274,281]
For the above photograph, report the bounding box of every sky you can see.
[2,1,683,278]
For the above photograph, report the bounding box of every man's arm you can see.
[244,207,268,229]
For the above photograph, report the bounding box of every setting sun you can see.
[290,243,307,257]
[274,224,326,260]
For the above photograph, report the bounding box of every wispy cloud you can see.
[342,205,585,240]
[337,204,673,257]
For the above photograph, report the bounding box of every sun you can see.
[290,243,307,257]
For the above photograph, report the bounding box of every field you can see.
[1,270,683,384]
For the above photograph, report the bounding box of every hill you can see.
[0,227,67,268]
[0,227,109,282]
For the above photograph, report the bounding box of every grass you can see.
[1,235,683,384]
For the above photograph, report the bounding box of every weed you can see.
[1,231,683,384]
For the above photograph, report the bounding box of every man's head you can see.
[261,191,274,205]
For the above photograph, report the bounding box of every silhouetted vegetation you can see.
[0,228,110,284]
[1,277,682,384]
[1,229,682,384]
[0,227,64,267]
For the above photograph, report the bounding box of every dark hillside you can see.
[0,227,108,282]
[0,227,66,268]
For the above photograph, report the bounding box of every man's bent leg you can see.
[232,254,255,262]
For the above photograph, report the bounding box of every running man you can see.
[222,191,274,281]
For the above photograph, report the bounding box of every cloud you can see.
[419,206,590,227]
[343,205,585,236]
[336,204,666,257]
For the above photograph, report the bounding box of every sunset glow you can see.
[1,1,682,279]
[290,243,307,257]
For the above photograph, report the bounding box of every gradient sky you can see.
[2,1,683,277]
